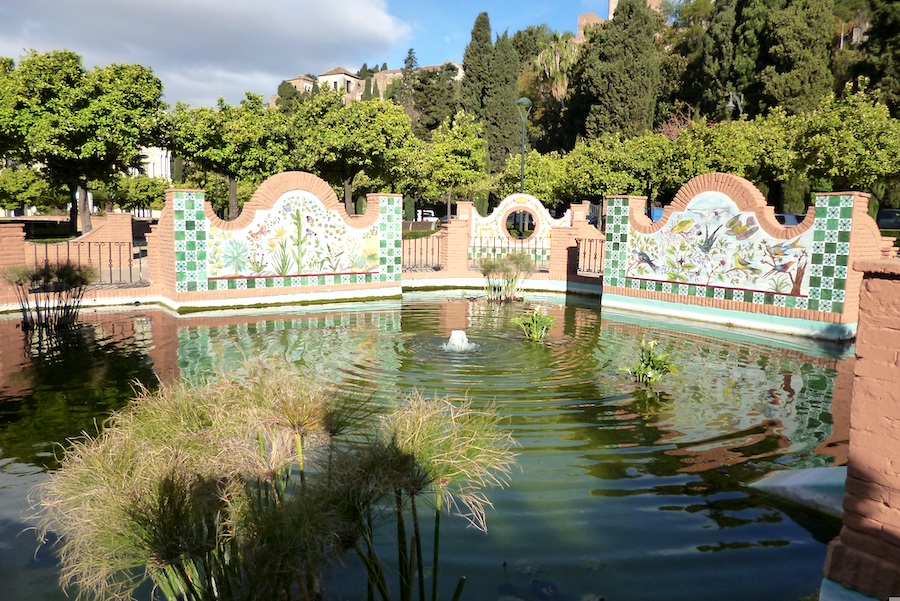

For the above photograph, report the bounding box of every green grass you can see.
[880,229,900,246]
[402,229,439,240]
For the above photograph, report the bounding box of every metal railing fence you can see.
[402,234,443,271]
[27,241,149,286]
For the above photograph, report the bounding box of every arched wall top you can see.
[671,173,767,212]
[647,172,813,238]
[205,171,380,231]
[470,193,570,241]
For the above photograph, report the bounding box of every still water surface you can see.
[0,292,851,601]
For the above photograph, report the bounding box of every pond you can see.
[0,291,852,601]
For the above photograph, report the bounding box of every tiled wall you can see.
[466,193,568,268]
[165,172,402,297]
[602,173,893,333]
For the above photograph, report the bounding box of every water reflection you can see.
[0,294,852,601]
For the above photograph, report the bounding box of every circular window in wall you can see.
[505,210,536,240]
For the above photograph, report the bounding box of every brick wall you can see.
[824,259,900,600]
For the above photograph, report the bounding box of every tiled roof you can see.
[319,66,359,78]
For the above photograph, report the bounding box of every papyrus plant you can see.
[32,361,516,601]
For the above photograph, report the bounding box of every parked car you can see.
[439,214,457,224]
[877,209,900,229]
[775,213,803,226]
[416,209,439,223]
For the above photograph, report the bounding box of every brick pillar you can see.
[549,227,577,281]
[824,259,900,600]
[441,201,473,277]
[0,223,26,269]
[147,190,183,298]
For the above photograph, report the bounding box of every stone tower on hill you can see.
[576,0,663,42]
[608,0,663,19]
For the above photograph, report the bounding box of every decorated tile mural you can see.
[171,186,401,293]
[207,191,381,277]
[628,191,814,295]
[604,191,854,314]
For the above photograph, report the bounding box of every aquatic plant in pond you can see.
[4,261,95,331]
[480,252,535,302]
[510,307,555,341]
[32,361,516,601]
[620,339,678,385]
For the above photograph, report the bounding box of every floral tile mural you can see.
[170,181,401,294]
[207,190,381,278]
[626,191,813,296]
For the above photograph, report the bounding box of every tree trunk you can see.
[344,176,354,215]
[228,175,238,220]
[78,182,92,234]
[68,186,78,236]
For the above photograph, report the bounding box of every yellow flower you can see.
[362,235,380,258]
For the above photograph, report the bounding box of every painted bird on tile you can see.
[632,249,658,271]
[725,215,759,240]
[668,217,695,235]
[765,261,795,277]
[698,224,723,253]
[768,237,803,257]
[732,253,761,275]
[689,207,731,229]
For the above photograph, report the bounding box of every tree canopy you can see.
[0,50,165,232]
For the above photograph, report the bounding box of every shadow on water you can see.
[0,294,851,601]
[0,320,158,469]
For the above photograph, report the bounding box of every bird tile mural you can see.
[626,191,813,297]
[604,179,855,316]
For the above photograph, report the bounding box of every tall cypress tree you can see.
[399,48,418,110]
[860,0,900,116]
[412,63,460,140]
[732,0,784,112]
[461,12,494,122]
[483,32,521,173]
[760,0,834,114]
[689,0,738,115]
[568,0,661,139]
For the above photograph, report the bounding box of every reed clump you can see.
[32,361,516,601]
[480,251,535,303]
[5,261,95,331]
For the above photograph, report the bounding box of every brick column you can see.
[824,259,900,600]
[441,201,473,277]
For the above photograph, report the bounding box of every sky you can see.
[0,0,611,108]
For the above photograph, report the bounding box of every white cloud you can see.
[0,0,412,106]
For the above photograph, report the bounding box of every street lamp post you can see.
[725,92,744,118]
[516,97,533,194]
